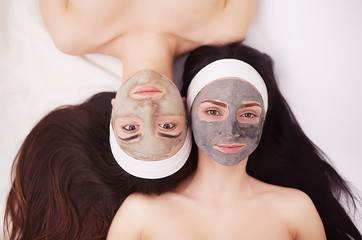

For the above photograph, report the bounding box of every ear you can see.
[111,98,115,107]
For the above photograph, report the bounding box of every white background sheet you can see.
[1,0,361,236]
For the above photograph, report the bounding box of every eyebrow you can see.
[241,102,261,108]
[119,134,141,141]
[157,132,182,139]
[201,99,227,108]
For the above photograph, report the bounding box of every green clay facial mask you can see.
[112,70,187,160]
[191,78,265,166]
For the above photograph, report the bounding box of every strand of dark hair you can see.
[4,92,195,240]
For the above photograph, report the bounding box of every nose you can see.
[139,101,158,109]
[152,103,158,109]
[222,117,242,139]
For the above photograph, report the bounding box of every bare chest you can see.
[67,0,228,56]
[123,0,223,30]
[143,203,293,240]
[71,0,223,34]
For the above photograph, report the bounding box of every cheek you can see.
[115,98,137,116]
[191,116,220,145]
[158,90,185,115]
[240,124,260,138]
[239,122,264,150]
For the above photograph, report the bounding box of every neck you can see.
[100,33,176,82]
[180,149,253,203]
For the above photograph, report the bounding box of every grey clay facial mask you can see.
[191,78,265,166]
[112,70,187,160]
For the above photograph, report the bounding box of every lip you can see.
[213,143,245,153]
[134,85,161,96]
[130,84,166,100]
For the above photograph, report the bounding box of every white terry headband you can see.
[109,121,192,179]
[187,59,268,113]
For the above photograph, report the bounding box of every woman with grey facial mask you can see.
[107,43,361,240]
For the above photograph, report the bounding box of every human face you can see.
[191,78,266,166]
[112,70,187,161]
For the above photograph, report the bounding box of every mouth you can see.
[213,143,245,153]
[134,85,161,96]
[130,84,166,100]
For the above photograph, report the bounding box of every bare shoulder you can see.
[107,193,156,240]
[251,178,326,240]
[115,192,158,217]
[107,191,186,239]
[256,181,314,208]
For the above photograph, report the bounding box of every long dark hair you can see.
[181,42,361,240]
[4,92,195,240]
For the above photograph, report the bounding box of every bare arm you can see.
[39,0,127,55]
[39,0,80,54]
[211,0,258,44]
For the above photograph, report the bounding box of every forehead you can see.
[195,78,263,105]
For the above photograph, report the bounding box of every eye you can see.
[158,123,176,130]
[205,109,221,116]
[240,112,257,118]
[122,124,139,132]
[238,110,260,124]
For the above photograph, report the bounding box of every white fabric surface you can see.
[1,0,361,235]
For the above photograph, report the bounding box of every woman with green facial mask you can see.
[107,43,361,240]
[109,70,192,179]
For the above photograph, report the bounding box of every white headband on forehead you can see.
[109,121,192,179]
[187,59,268,113]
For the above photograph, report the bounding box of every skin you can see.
[107,78,326,240]
[38,0,258,81]
[191,78,265,166]
[111,70,187,161]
